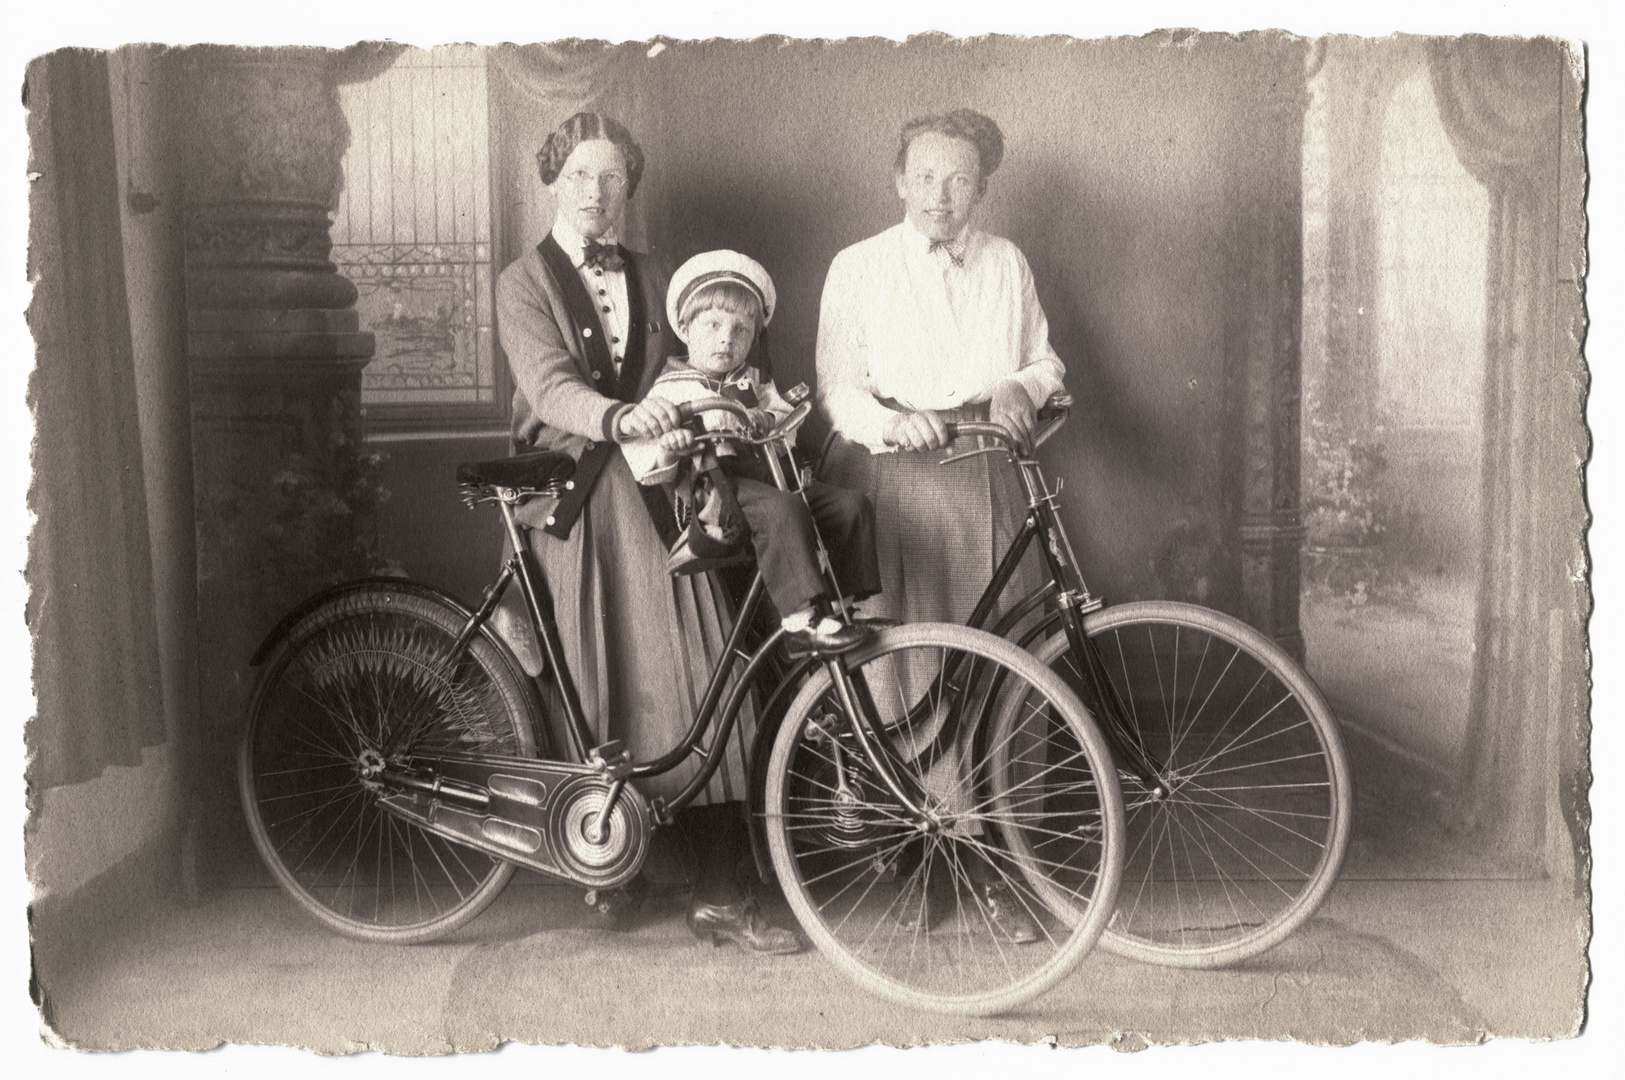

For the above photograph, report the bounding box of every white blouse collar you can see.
[551,219,620,265]
[901,215,974,252]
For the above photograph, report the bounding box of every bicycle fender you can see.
[248,577,478,667]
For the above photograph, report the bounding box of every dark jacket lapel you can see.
[533,235,677,547]
[618,249,649,401]
[537,234,618,390]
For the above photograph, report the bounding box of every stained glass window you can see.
[332,47,503,426]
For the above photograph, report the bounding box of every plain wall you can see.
[373,434,512,605]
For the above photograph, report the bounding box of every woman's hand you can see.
[618,396,685,441]
[883,409,951,452]
[989,379,1037,450]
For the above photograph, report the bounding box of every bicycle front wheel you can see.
[1032,601,1352,968]
[239,584,540,944]
[764,624,1124,1016]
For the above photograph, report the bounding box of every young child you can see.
[623,251,881,655]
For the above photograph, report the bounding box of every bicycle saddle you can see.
[456,451,576,493]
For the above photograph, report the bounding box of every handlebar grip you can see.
[942,421,1016,445]
[1036,390,1073,422]
[880,394,1071,450]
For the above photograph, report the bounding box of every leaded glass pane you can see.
[332,47,497,413]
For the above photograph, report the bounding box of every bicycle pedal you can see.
[589,739,634,780]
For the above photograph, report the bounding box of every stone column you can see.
[1224,41,1311,662]
[175,46,382,886]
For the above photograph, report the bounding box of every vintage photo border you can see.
[3,0,1616,1074]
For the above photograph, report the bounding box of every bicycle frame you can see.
[944,421,1169,792]
[339,393,1078,896]
[426,395,935,840]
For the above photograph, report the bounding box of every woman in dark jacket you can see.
[494,112,797,954]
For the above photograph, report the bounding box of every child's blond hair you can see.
[678,279,764,336]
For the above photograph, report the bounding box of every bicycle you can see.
[847,395,1353,968]
[238,392,1128,1016]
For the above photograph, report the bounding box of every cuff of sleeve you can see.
[605,403,634,443]
[1006,369,1053,410]
[826,395,897,454]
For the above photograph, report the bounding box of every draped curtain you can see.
[26,50,167,789]
[1426,36,1586,872]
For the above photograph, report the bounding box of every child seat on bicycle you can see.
[623,251,882,656]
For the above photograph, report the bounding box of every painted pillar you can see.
[176,46,388,885]
[1224,39,1311,661]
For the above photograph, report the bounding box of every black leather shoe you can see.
[782,619,872,658]
[892,879,1039,944]
[978,881,1040,944]
[686,898,804,955]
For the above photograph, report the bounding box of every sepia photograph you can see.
[5,1,1611,1068]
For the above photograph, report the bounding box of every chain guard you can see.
[374,751,651,890]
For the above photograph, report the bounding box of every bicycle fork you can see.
[1015,462,1171,800]
[817,656,945,833]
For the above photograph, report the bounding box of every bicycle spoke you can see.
[767,626,1123,1011]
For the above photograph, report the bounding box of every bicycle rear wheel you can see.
[764,624,1123,1015]
[1031,601,1351,967]
[239,584,540,944]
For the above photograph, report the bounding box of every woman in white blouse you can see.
[817,108,1065,629]
[814,109,1067,943]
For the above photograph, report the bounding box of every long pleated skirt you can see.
[504,452,753,806]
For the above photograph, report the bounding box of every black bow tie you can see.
[582,239,625,272]
[928,238,966,268]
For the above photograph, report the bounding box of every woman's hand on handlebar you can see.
[617,396,685,441]
[989,379,1037,451]
[883,409,951,452]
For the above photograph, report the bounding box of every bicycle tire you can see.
[764,623,1124,1015]
[1026,601,1351,968]
[239,583,540,944]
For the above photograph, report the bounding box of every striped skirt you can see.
[819,412,1049,834]
[817,410,1047,630]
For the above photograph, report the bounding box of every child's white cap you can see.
[666,250,776,343]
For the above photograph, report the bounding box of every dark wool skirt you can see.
[496,451,753,805]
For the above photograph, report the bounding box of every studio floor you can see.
[31,830,1588,1051]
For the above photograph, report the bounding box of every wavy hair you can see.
[893,108,1005,187]
[535,112,646,199]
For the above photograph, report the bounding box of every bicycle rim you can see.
[1036,601,1351,967]
[239,586,537,944]
[765,623,1123,1015]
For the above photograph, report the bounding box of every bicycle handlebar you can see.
[670,394,814,446]
[675,396,754,429]
[890,392,1072,454]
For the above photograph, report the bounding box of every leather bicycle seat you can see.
[456,451,576,492]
